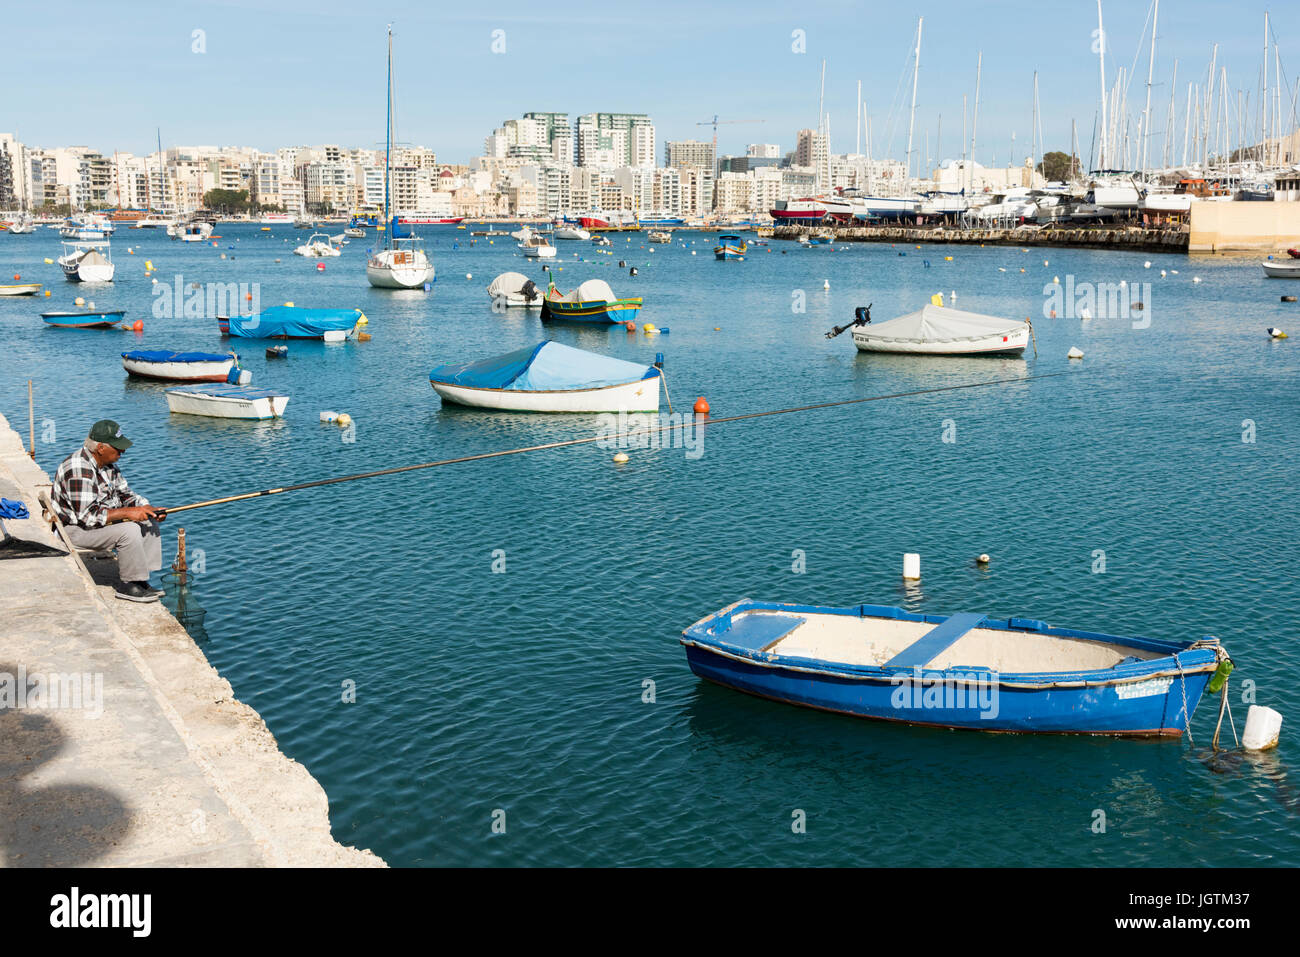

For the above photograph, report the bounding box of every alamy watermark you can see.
[153,274,259,319]
[889,667,1000,719]
[596,412,705,460]
[1043,276,1152,329]
[1,666,103,719]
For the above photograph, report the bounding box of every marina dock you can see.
[0,414,382,867]
[766,223,1191,252]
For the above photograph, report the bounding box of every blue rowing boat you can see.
[218,306,367,340]
[681,600,1229,736]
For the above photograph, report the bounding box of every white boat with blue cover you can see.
[681,600,1230,736]
[165,386,289,419]
[429,341,662,413]
[122,350,238,382]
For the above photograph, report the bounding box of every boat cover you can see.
[429,341,656,391]
[550,279,616,303]
[225,306,361,338]
[486,272,539,297]
[123,350,233,363]
[865,304,1027,343]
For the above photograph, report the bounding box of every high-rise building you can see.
[747,143,781,158]
[576,113,655,168]
[665,140,715,171]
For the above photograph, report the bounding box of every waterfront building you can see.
[576,113,655,168]
[747,143,781,158]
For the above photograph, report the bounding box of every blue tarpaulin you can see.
[225,306,362,339]
[122,350,234,362]
[429,341,657,391]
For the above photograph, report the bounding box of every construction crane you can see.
[696,116,766,157]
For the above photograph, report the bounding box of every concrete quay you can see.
[0,413,383,867]
[767,223,1190,252]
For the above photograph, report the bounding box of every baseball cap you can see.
[88,419,133,451]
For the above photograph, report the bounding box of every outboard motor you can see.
[826,303,873,339]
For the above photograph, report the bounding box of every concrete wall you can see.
[1189,200,1300,252]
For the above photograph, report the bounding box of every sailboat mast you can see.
[1097,0,1108,169]
[905,17,923,184]
[969,50,982,195]
[856,80,862,156]
[1142,0,1158,178]
[385,25,393,247]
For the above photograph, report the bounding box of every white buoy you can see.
[950,290,957,304]
[466,273,472,279]
[1171,269,1179,274]
[1053,276,1060,284]
[1242,705,1282,751]
[613,452,629,464]
[1143,260,1151,268]
[1192,276,1202,283]
[823,279,830,290]
[236,370,252,385]
[1067,346,1084,359]
[977,553,990,565]
[319,411,339,423]
[1043,260,1049,266]
[902,553,921,580]
[1080,308,1092,320]
[1160,270,1167,277]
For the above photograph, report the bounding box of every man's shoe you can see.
[115,581,161,603]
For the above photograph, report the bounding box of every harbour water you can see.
[2,225,1297,866]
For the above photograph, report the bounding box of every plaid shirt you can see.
[52,443,148,529]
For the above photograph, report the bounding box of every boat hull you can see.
[431,375,660,413]
[366,257,434,289]
[0,283,42,296]
[1261,261,1300,278]
[541,298,642,324]
[681,601,1222,736]
[42,312,125,329]
[123,357,235,382]
[520,245,557,258]
[852,326,1029,355]
[165,389,288,419]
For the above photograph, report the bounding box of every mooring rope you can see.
[161,368,1083,517]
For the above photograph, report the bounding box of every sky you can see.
[2,0,1296,170]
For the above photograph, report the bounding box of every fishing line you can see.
[161,368,1084,517]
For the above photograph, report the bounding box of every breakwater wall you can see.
[768,224,1190,253]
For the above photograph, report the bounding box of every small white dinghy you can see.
[486,272,545,307]
[830,303,1030,356]
[166,385,289,419]
[429,341,661,413]
[1261,258,1300,278]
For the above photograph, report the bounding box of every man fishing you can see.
[51,420,166,603]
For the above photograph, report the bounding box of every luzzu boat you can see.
[122,350,238,382]
[429,341,662,413]
[681,600,1230,736]
[218,306,368,341]
[540,279,642,324]
[714,235,747,260]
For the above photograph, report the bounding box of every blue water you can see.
[3,224,1298,866]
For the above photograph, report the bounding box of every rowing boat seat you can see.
[884,613,987,669]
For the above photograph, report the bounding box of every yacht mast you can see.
[1097,0,1109,169]
[1142,0,1158,178]
[817,58,826,190]
[905,17,923,184]
[384,24,393,249]
[856,80,862,156]
[969,50,982,193]
[1164,60,1178,169]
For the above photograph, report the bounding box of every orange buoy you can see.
[132,320,143,332]
[12,274,19,281]
[245,292,253,301]
[693,397,710,415]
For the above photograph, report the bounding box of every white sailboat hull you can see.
[367,251,435,288]
[431,376,661,413]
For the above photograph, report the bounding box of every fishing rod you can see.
[157,369,1082,518]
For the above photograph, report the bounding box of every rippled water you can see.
[3,224,1297,866]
